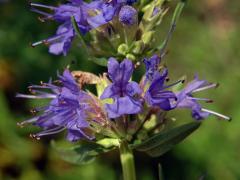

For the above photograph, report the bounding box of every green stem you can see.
[119,141,136,180]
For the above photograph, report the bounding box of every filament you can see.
[192,83,219,93]
[201,108,231,121]
[30,3,56,10]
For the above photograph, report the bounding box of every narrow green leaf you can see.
[52,141,113,165]
[157,1,185,53]
[89,57,108,67]
[71,16,88,50]
[132,122,201,156]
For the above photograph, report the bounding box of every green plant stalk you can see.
[119,141,136,180]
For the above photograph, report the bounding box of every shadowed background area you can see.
[0,0,239,179]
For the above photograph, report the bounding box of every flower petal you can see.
[100,84,120,99]
[105,96,142,118]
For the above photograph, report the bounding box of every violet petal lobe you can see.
[105,96,142,118]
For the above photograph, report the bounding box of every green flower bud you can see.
[132,41,144,55]
[126,53,136,61]
[117,43,129,55]
[142,31,155,45]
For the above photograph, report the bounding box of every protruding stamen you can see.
[17,117,38,127]
[201,108,231,121]
[35,127,66,137]
[16,93,56,99]
[31,33,65,47]
[30,3,56,10]
[31,40,45,47]
[30,7,52,17]
[193,83,219,93]
[187,97,212,102]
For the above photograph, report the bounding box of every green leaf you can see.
[89,57,108,67]
[157,1,185,53]
[131,122,201,157]
[52,140,114,165]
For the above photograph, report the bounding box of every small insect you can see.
[71,71,101,88]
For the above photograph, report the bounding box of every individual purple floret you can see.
[30,0,137,55]
[176,76,231,121]
[144,69,177,111]
[101,58,142,118]
[119,5,138,25]
[143,54,161,81]
[16,69,95,142]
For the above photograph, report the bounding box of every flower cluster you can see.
[17,70,97,141]
[30,0,137,55]
[18,0,230,144]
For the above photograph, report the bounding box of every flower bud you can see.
[132,41,144,55]
[142,31,155,44]
[119,5,138,26]
[118,43,129,55]
[126,53,136,61]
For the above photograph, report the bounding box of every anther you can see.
[29,42,35,48]
[134,62,141,69]
[206,100,214,103]
[43,40,49,46]
[30,109,37,115]
[165,77,170,82]
[17,122,24,128]
[38,16,46,22]
[30,134,41,140]
[28,88,34,94]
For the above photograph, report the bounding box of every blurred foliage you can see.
[0,0,240,179]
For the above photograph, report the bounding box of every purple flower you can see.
[144,69,177,111]
[46,23,74,56]
[143,54,161,81]
[176,76,231,121]
[30,1,89,55]
[30,0,137,55]
[119,5,138,25]
[101,58,142,118]
[16,69,95,142]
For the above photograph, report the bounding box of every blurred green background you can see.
[0,0,239,179]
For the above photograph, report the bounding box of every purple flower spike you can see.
[144,69,177,111]
[176,76,231,121]
[30,0,137,55]
[16,69,95,142]
[119,5,138,25]
[101,58,142,118]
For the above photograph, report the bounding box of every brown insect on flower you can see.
[71,71,101,88]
